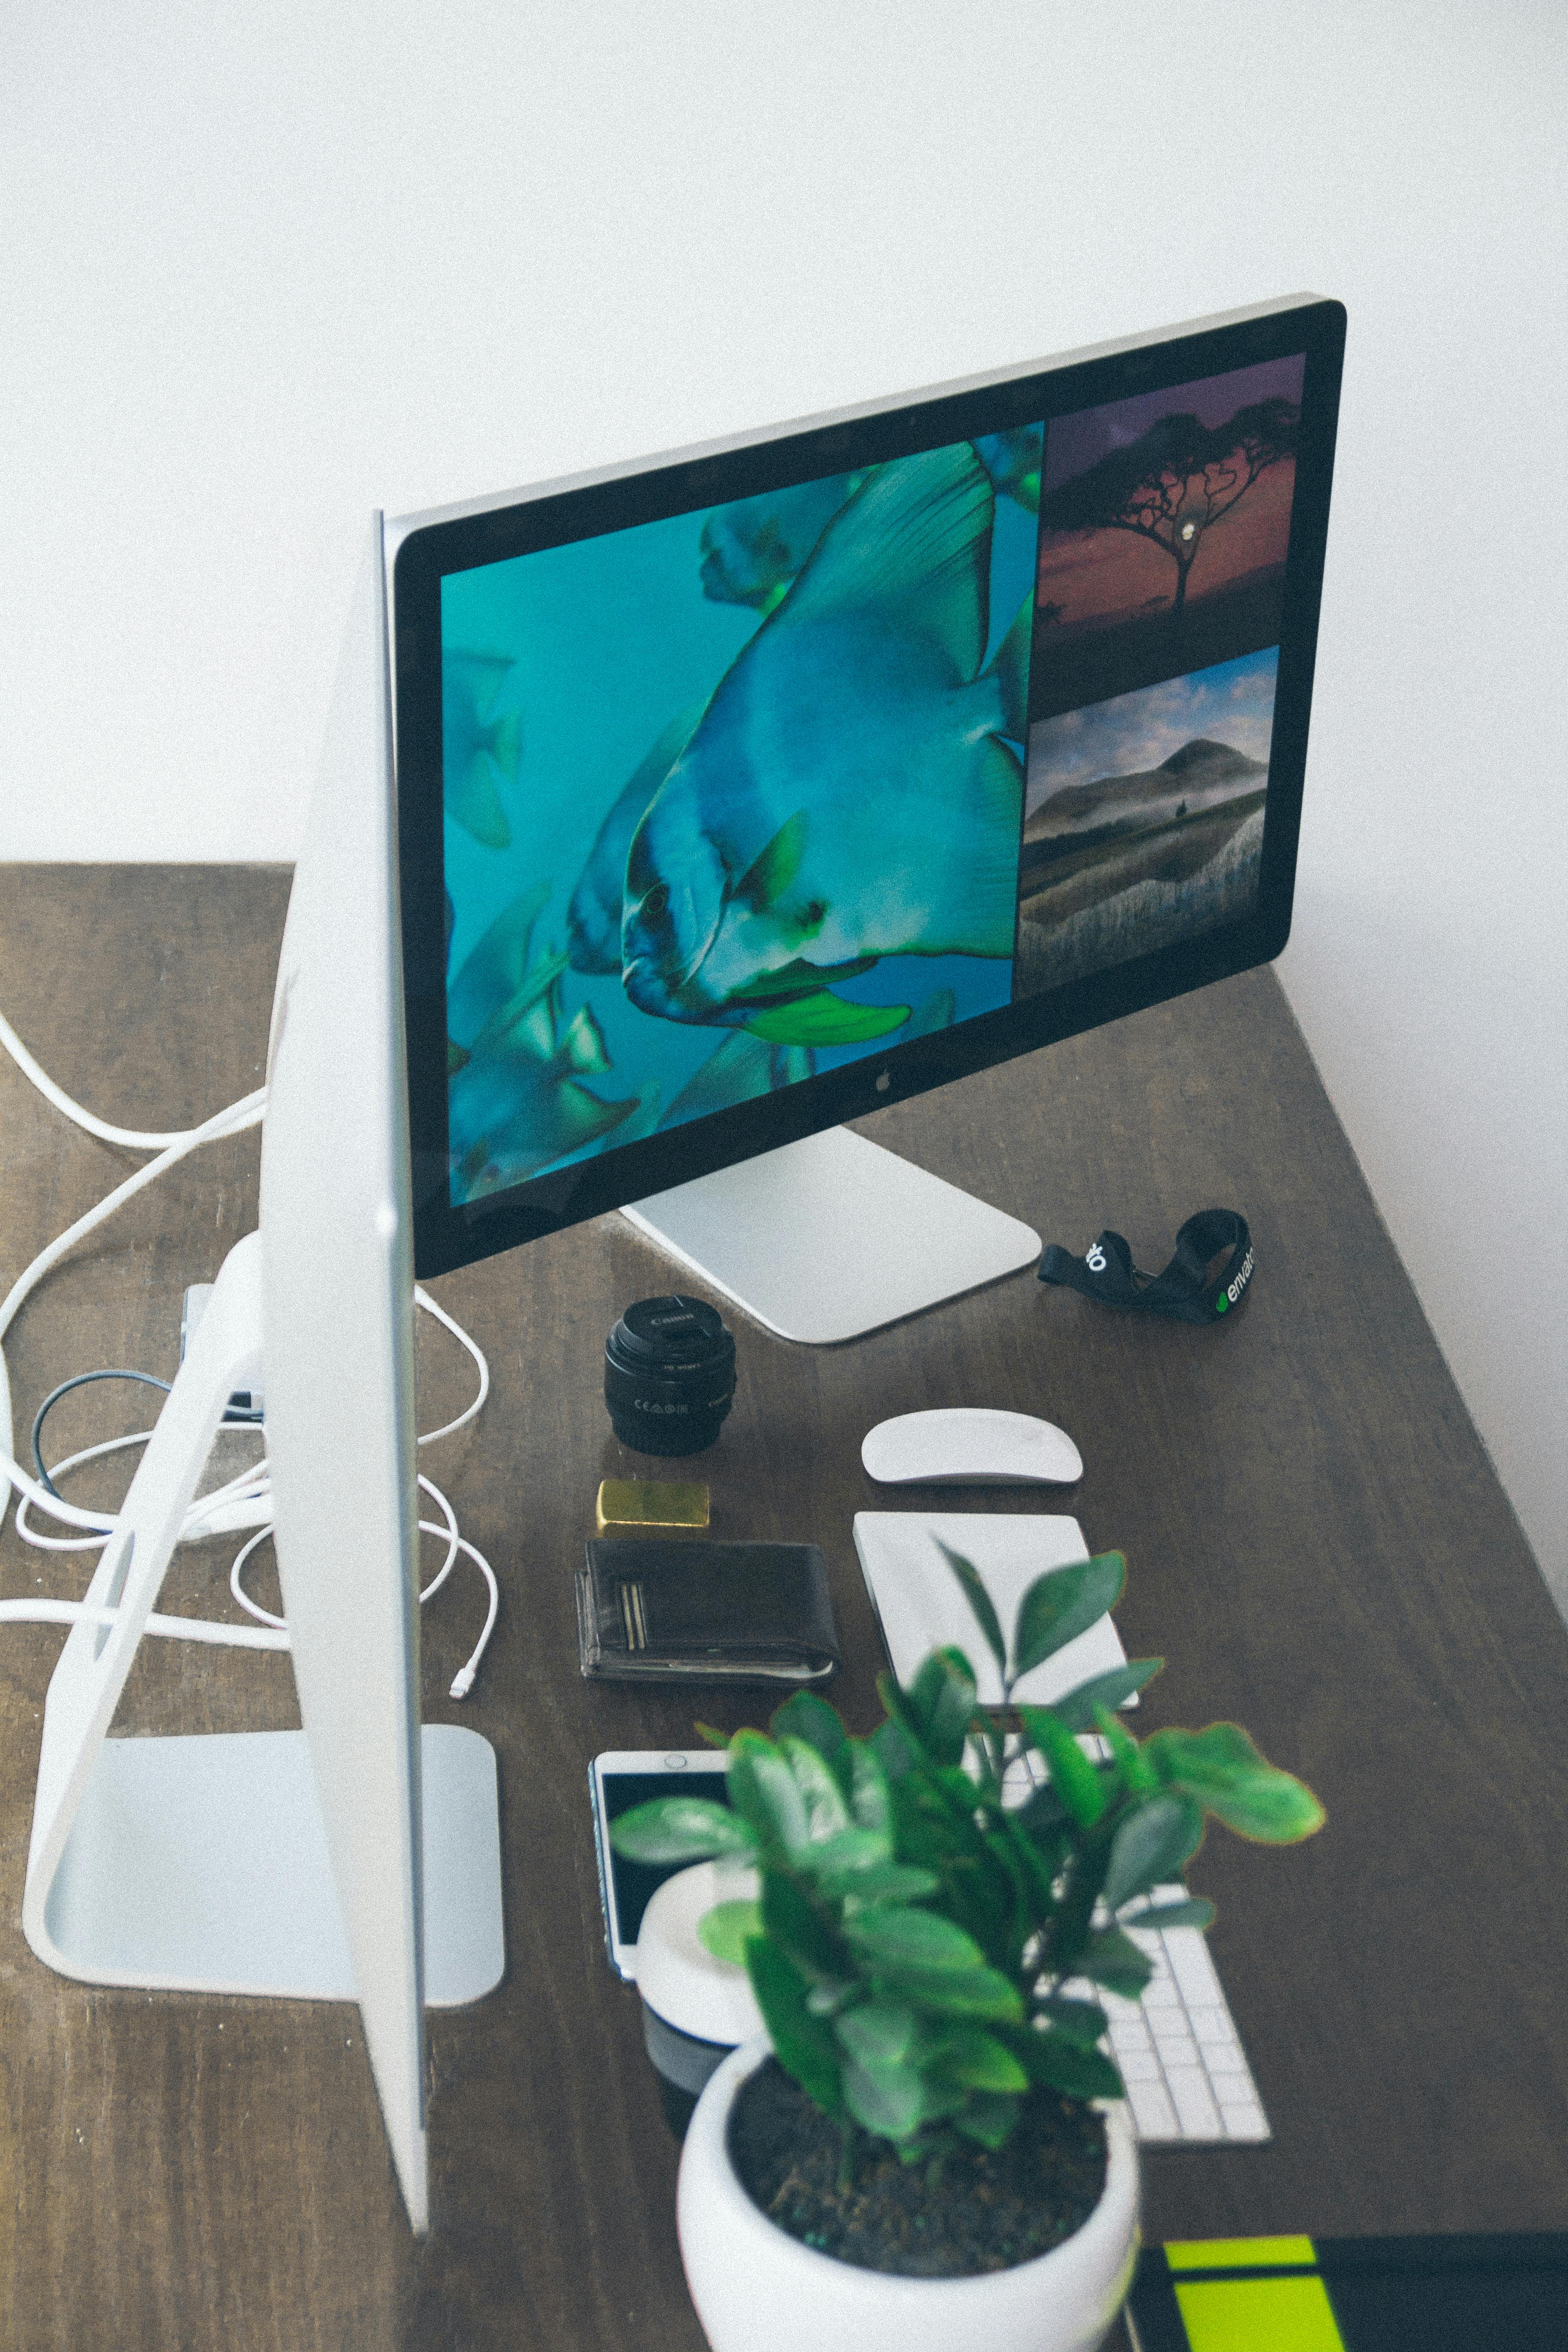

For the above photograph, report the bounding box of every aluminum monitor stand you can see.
[623,1127,1040,1345]
[21,1232,504,2010]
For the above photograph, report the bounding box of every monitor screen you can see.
[392,297,1343,1279]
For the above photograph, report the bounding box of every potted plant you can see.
[612,1544,1323,2352]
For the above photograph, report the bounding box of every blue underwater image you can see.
[440,432,1041,1205]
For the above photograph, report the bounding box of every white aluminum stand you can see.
[623,1126,1041,1345]
[22,1233,504,2006]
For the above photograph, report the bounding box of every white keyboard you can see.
[1091,1891,1269,2144]
[1001,1749,1271,2146]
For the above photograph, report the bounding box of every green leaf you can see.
[696,1899,763,1966]
[1012,1780,1068,1841]
[1051,1659,1164,1731]
[1146,1724,1326,1843]
[761,1867,844,1980]
[1013,1553,1125,1680]
[891,1967,1024,2023]
[842,1907,986,1975]
[804,1979,856,2018]
[876,1674,935,1763]
[1095,1706,1160,1798]
[1037,1994,1109,2049]
[769,1691,850,1781]
[727,1730,810,1852]
[1102,1793,1204,1911]
[868,1710,921,1784]
[835,2000,916,2068]
[935,1543,1006,1681]
[798,1828,892,1887]
[1076,1925,1154,1999]
[1017,1705,1107,1828]
[837,1864,941,1910]
[990,1808,1063,1916]
[905,1647,978,1768]
[607,1797,756,1865]
[1025,2032,1124,2102]
[833,2008,930,2142]
[1124,1896,1216,1932]
[847,1742,893,1833]
[929,2027,1029,2093]
[841,2053,926,2141]
[952,2092,1019,2150]
[693,1721,730,1748]
[780,1736,851,1843]
[746,1938,843,2117]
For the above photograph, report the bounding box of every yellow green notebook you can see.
[1125,2233,1568,2351]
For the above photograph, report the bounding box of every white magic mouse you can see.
[861,1408,1083,1488]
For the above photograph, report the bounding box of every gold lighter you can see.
[594,1478,711,1536]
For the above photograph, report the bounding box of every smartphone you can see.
[589,1749,733,1982]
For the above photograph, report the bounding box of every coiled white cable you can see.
[16,1430,270,1551]
[227,1470,499,1697]
[1,1010,498,1689]
[0,1086,268,1534]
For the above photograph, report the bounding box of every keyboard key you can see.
[1108,2020,1152,2054]
[1163,1926,1224,2010]
[1117,2050,1162,2083]
[1165,2068,1224,2138]
[1127,2082,1180,2140]
[1218,2102,1270,2141]
[1187,2005,1231,2045]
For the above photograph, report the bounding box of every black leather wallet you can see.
[575,1538,841,1686]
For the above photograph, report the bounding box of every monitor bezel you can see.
[393,295,1344,1280]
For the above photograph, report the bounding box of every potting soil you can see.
[727,2058,1108,2278]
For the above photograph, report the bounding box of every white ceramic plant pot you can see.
[677,2038,1140,2352]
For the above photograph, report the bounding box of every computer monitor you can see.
[19,296,1342,2242]
[22,524,503,2239]
[389,294,1343,1340]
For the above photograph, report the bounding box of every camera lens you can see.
[604,1296,737,1457]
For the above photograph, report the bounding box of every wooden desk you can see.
[2,867,1566,2351]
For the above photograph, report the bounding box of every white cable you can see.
[15,1432,156,1550]
[413,1285,490,1443]
[415,1471,462,1599]
[227,1472,499,1697]
[0,1005,219,1151]
[16,1430,271,1552]
[228,1524,286,1630]
[0,1088,267,1532]
[432,1533,499,1700]
[0,1598,288,1648]
[3,1023,497,1681]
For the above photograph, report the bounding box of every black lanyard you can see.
[1038,1210,1254,1327]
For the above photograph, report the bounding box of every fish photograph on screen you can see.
[431,344,1317,1207]
[1013,355,1304,1002]
[439,431,1041,1205]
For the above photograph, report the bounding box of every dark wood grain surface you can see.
[2,866,1565,2351]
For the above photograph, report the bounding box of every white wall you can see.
[4,3,1564,1594]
